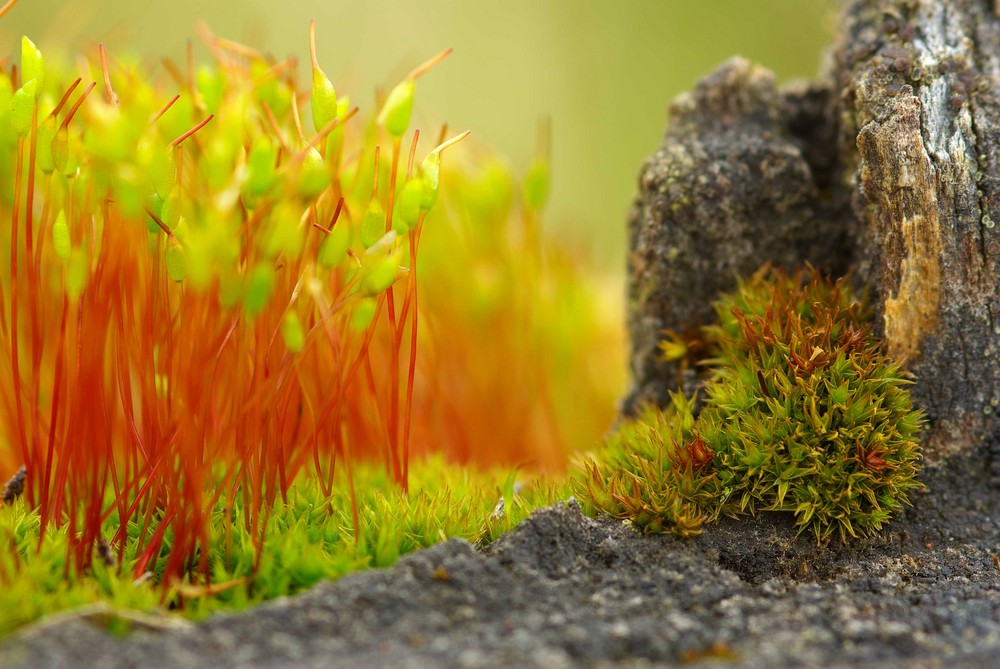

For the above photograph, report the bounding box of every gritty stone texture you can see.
[625,57,853,414]
[3,455,1000,669]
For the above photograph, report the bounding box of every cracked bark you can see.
[626,0,1000,463]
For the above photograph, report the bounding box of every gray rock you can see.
[625,57,852,414]
[3,457,1000,669]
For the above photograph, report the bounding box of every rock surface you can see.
[626,0,1000,459]
[2,456,999,669]
[625,57,853,413]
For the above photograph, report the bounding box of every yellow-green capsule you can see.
[318,223,351,268]
[52,126,68,171]
[311,67,337,132]
[351,297,377,330]
[146,194,165,233]
[418,152,441,212]
[360,198,386,249]
[361,255,401,296]
[52,210,71,261]
[246,137,277,197]
[377,79,414,138]
[37,118,56,173]
[297,146,329,198]
[160,193,181,230]
[151,150,177,200]
[395,178,424,231]
[66,249,88,298]
[244,263,276,315]
[10,80,37,137]
[281,312,306,353]
[196,65,225,114]
[325,95,351,158]
[164,240,188,283]
[21,37,45,97]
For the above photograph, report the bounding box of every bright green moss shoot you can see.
[578,266,924,542]
[0,459,568,636]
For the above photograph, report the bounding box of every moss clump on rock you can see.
[577,395,719,538]
[579,266,924,542]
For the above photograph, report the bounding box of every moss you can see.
[0,458,569,636]
[579,265,924,542]
[576,396,717,537]
[0,27,619,634]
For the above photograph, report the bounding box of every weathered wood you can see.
[836,0,1000,460]
[626,0,1000,462]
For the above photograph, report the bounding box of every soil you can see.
[1,454,999,669]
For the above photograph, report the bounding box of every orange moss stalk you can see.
[0,31,456,584]
[0,0,20,21]
[0,24,624,600]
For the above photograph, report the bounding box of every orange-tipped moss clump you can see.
[579,266,923,542]
[0,27,462,586]
[0,24,622,615]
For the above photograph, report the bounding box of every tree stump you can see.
[626,0,1000,464]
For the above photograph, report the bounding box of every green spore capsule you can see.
[377,79,414,138]
[297,146,329,198]
[318,223,351,268]
[264,202,304,258]
[151,150,177,200]
[52,210,71,261]
[244,263,276,316]
[246,138,277,197]
[325,95,351,157]
[360,198,386,249]
[418,152,441,212]
[66,249,88,299]
[281,312,306,353]
[253,59,291,118]
[21,37,45,96]
[164,240,189,283]
[36,118,56,173]
[351,297,377,331]
[361,255,401,296]
[395,178,424,231]
[160,193,181,230]
[196,65,225,114]
[10,80,37,137]
[147,194,164,233]
[312,67,337,132]
[52,126,68,172]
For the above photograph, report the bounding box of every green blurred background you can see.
[1,0,835,268]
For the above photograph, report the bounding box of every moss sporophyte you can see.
[578,266,924,542]
[0,20,626,633]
